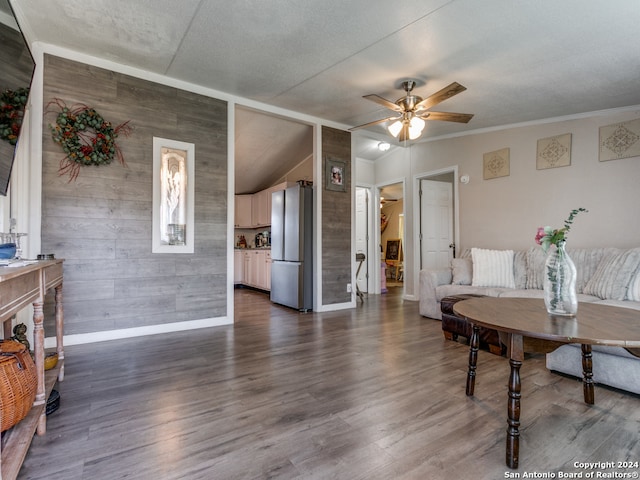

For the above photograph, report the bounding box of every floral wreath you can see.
[48,99,132,181]
[0,87,30,146]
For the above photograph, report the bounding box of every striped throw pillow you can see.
[471,248,515,288]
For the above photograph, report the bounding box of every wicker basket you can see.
[0,340,37,432]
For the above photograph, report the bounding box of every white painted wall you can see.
[355,157,375,185]
[360,106,640,301]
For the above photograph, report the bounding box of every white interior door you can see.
[355,187,369,293]
[420,179,453,270]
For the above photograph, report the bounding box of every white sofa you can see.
[419,246,640,395]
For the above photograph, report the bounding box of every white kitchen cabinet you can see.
[264,250,271,291]
[235,182,294,228]
[252,190,271,227]
[235,195,253,227]
[254,250,267,288]
[234,250,244,284]
[242,250,255,286]
[237,249,271,291]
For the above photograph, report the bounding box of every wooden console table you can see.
[0,260,64,480]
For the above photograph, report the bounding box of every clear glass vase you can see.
[543,241,578,316]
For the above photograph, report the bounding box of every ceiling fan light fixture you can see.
[408,116,426,140]
[388,120,403,138]
[351,80,473,139]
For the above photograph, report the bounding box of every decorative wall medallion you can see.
[537,133,571,169]
[599,118,640,162]
[483,148,510,180]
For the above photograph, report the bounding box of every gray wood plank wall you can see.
[321,126,352,305]
[41,55,228,336]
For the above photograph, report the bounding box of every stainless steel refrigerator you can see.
[270,184,313,311]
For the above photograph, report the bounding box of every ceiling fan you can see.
[350,80,474,141]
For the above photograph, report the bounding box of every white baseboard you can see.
[316,301,355,312]
[44,316,233,348]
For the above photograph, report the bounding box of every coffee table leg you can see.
[466,324,480,396]
[581,344,595,405]
[506,334,524,469]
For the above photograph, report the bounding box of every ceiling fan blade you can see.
[414,82,467,112]
[420,111,474,123]
[397,123,410,142]
[363,94,403,112]
[349,115,400,131]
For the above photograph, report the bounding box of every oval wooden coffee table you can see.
[453,297,640,469]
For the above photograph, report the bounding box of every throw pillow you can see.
[583,248,640,300]
[471,248,515,288]
[626,267,640,302]
[513,250,528,289]
[525,247,547,290]
[566,248,612,294]
[451,258,473,285]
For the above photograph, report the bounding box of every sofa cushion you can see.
[627,268,640,301]
[527,247,613,293]
[594,299,640,311]
[435,284,510,301]
[451,258,472,285]
[471,248,515,288]
[575,294,603,303]
[525,247,547,290]
[498,289,545,299]
[567,248,612,294]
[583,248,640,300]
[513,250,527,289]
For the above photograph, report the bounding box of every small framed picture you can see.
[385,238,402,261]
[325,157,346,192]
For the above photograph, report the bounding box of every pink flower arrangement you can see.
[535,208,588,252]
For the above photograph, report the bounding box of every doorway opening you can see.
[355,187,372,296]
[379,181,405,293]
[233,105,313,300]
[413,167,459,290]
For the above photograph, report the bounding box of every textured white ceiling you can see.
[5,0,640,192]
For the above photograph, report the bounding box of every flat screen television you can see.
[0,7,35,196]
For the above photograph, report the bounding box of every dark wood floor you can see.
[18,287,640,479]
